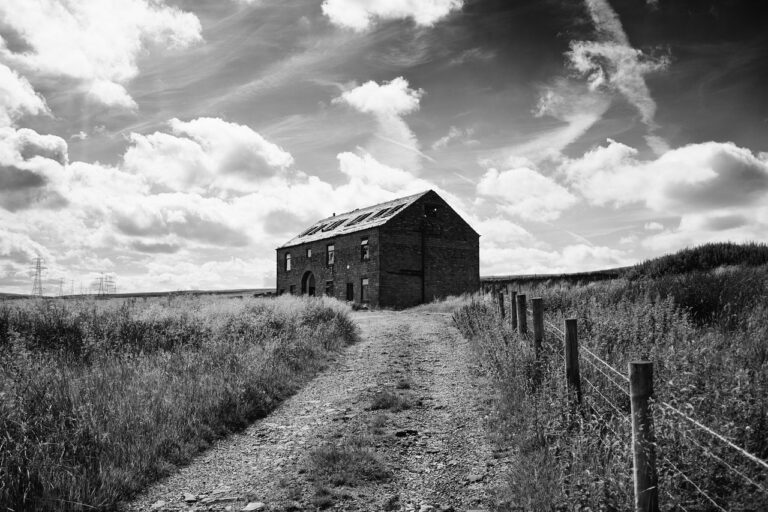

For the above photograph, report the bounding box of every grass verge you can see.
[0,295,358,511]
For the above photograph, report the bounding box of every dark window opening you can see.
[360,236,369,261]
[346,283,354,301]
[285,253,291,271]
[325,280,334,297]
[326,244,335,265]
[361,278,369,303]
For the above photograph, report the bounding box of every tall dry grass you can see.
[455,266,768,511]
[0,295,358,511]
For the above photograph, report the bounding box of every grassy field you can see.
[455,243,768,510]
[0,295,358,511]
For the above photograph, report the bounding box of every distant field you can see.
[0,288,276,300]
[458,242,768,509]
[0,294,357,511]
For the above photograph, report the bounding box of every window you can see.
[306,248,312,258]
[361,278,369,303]
[285,253,291,271]
[381,204,405,217]
[360,236,369,261]
[345,212,372,227]
[325,280,334,297]
[326,243,335,265]
[369,208,390,220]
[322,219,346,232]
[289,285,296,295]
[425,203,440,218]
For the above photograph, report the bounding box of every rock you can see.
[419,504,434,512]
[439,506,455,512]
[242,503,266,511]
[447,459,458,466]
[467,472,484,483]
[150,500,166,511]
[183,492,197,503]
[394,429,419,437]
[284,500,303,511]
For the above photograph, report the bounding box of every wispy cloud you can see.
[568,0,669,152]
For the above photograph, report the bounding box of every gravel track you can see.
[125,310,510,512]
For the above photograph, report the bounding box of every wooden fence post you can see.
[508,288,518,330]
[498,291,505,319]
[516,293,527,335]
[532,297,544,356]
[564,319,581,403]
[629,361,658,512]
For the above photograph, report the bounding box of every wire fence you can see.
[493,291,768,511]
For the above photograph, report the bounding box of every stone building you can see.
[275,190,479,308]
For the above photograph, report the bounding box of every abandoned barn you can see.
[276,190,480,308]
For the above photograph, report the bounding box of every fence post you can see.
[564,319,581,403]
[516,293,527,335]
[508,288,518,330]
[532,297,544,356]
[629,361,658,512]
[498,291,505,319]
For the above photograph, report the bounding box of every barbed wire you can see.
[676,428,768,495]
[583,376,630,424]
[659,401,768,472]
[580,354,630,395]
[661,455,728,512]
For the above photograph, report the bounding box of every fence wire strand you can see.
[580,354,631,395]
[583,376,630,424]
[659,401,768,472]
[676,428,768,495]
[661,456,728,512]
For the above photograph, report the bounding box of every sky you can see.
[1,0,767,294]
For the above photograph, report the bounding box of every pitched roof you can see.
[279,190,430,248]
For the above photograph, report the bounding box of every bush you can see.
[0,295,358,511]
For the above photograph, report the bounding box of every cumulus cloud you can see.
[563,139,768,250]
[0,63,48,127]
[644,221,663,231]
[477,166,578,222]
[322,0,463,31]
[481,243,629,276]
[336,77,425,170]
[123,117,294,194]
[0,0,202,110]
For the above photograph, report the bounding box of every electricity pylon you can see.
[31,257,45,297]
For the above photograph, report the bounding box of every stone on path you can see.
[242,503,265,511]
[183,492,197,503]
[150,500,166,510]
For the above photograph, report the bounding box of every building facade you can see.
[275,190,479,308]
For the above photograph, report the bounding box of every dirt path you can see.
[126,310,511,512]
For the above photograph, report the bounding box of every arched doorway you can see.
[301,271,316,296]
